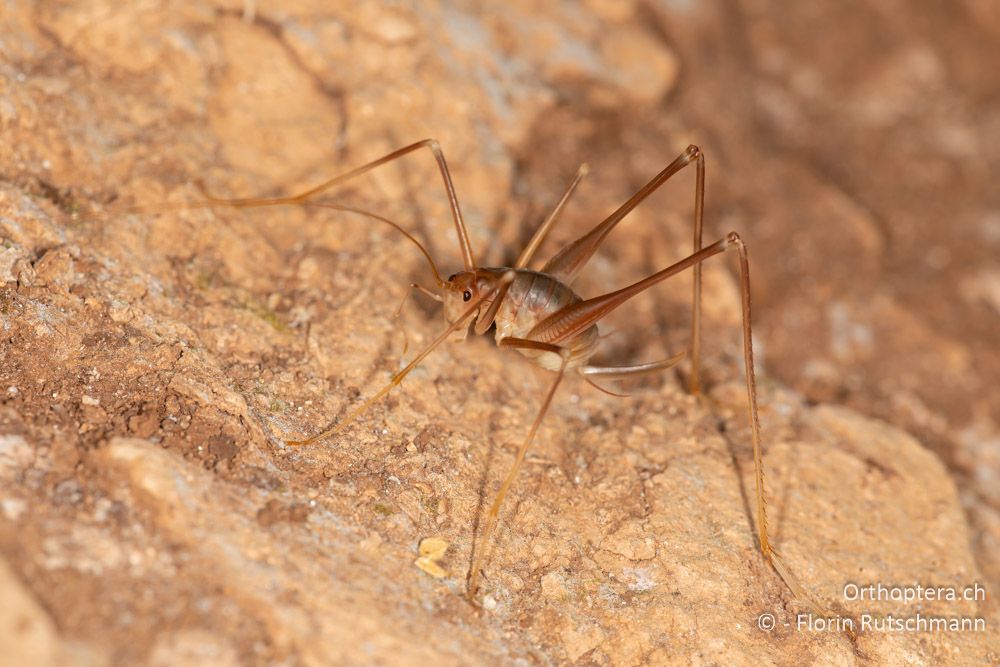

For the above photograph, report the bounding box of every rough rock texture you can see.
[1,1,998,665]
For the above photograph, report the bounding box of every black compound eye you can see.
[462,290,472,302]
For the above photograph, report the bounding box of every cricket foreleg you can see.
[196,138,477,270]
[286,273,513,447]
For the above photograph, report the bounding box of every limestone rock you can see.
[1,1,996,664]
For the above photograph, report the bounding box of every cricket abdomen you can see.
[492,268,599,370]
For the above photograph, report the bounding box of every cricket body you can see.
[194,138,815,607]
[443,268,600,370]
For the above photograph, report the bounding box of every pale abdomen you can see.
[492,269,599,371]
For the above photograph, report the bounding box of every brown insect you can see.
[189,139,809,603]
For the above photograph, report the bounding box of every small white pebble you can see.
[482,595,498,611]
[5,386,17,397]
[1,498,27,521]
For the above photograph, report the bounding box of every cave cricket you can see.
[152,138,815,605]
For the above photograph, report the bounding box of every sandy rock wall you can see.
[1,1,998,664]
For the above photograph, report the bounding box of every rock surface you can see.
[1,1,997,665]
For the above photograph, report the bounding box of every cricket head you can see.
[441,269,506,340]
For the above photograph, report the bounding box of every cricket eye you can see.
[463,290,472,302]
